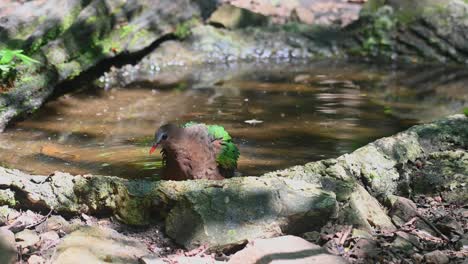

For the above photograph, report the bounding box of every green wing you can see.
[183,122,239,169]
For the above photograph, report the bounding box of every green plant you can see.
[361,6,396,57]
[0,49,39,86]
[463,107,468,117]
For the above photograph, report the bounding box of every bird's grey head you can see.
[149,124,180,154]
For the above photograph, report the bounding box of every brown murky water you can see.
[0,60,466,178]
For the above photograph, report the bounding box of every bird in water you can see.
[149,122,240,181]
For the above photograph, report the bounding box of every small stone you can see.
[39,231,60,249]
[412,253,424,264]
[460,209,468,218]
[456,238,468,251]
[352,229,373,239]
[389,196,418,222]
[436,215,462,236]
[36,215,70,233]
[15,229,40,248]
[302,231,321,242]
[424,250,449,264]
[392,231,420,251]
[0,206,19,226]
[349,238,380,259]
[28,255,45,264]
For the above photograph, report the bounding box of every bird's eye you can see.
[162,134,168,140]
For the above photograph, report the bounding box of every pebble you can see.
[424,250,450,264]
[28,255,45,264]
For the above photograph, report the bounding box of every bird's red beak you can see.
[149,144,158,155]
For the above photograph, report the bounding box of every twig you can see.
[416,213,450,242]
[403,216,418,227]
[25,207,54,229]
[18,245,23,264]
[339,225,353,245]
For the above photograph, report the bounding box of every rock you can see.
[348,238,380,260]
[100,24,336,88]
[15,229,40,249]
[228,235,347,264]
[39,231,60,249]
[424,250,450,264]
[28,255,45,264]
[8,210,42,233]
[436,215,463,237]
[36,215,71,234]
[0,227,16,264]
[302,231,321,243]
[409,151,468,203]
[345,184,395,231]
[391,231,421,251]
[412,253,424,264]
[356,0,468,64]
[208,239,248,256]
[268,115,468,202]
[388,196,418,226]
[208,4,269,29]
[53,226,149,264]
[0,206,19,226]
[456,237,468,251]
[351,229,372,239]
[165,177,337,249]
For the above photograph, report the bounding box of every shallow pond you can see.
[0,60,466,178]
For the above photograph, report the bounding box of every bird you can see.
[149,122,240,181]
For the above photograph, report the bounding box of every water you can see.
[0,60,466,178]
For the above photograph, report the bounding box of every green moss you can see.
[174,18,199,39]
[0,189,17,207]
[28,6,82,54]
[463,107,468,117]
[120,25,135,38]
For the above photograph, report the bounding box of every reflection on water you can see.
[0,60,466,178]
